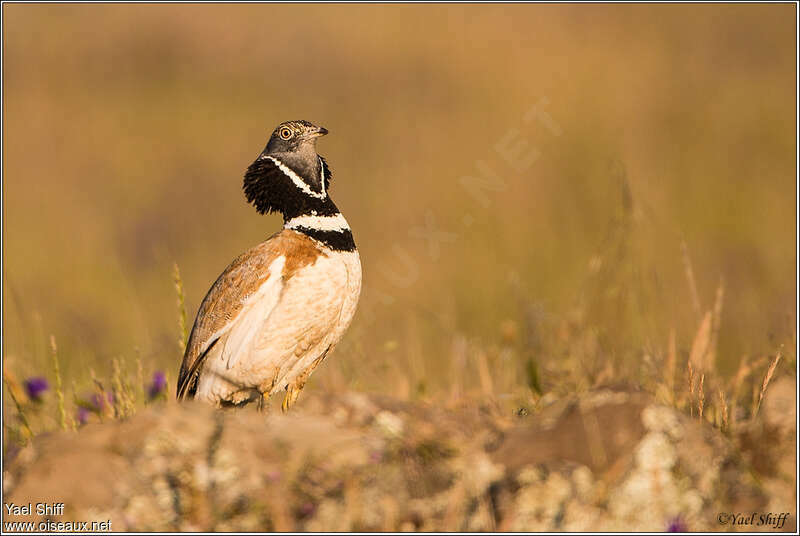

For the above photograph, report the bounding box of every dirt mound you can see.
[3,387,795,531]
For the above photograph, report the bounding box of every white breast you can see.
[194,247,362,404]
[274,248,362,392]
[328,249,363,347]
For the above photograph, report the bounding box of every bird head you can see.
[264,120,328,154]
[244,120,335,219]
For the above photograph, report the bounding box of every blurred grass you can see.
[2,5,796,410]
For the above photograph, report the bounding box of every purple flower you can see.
[78,391,112,414]
[89,393,107,412]
[24,377,49,401]
[147,371,167,400]
[667,515,688,532]
[76,407,90,426]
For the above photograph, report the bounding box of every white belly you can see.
[194,248,362,404]
[323,250,362,360]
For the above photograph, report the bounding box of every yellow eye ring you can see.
[279,127,293,140]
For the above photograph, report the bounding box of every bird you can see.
[176,120,362,411]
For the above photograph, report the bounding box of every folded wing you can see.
[177,230,346,402]
[176,240,287,400]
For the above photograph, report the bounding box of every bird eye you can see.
[279,127,293,140]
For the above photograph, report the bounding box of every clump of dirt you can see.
[2,387,795,532]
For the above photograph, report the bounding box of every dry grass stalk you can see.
[680,240,702,320]
[697,373,705,420]
[70,380,79,431]
[717,388,729,432]
[111,358,125,418]
[3,367,28,405]
[689,311,713,373]
[686,360,695,417]
[111,357,136,419]
[173,262,189,354]
[89,368,108,419]
[3,373,32,440]
[754,352,781,417]
[50,335,67,430]
[751,381,761,417]
[89,367,100,389]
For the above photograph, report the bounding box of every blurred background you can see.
[2,4,796,404]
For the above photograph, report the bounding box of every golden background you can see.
[2,5,796,400]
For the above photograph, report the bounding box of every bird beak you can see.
[309,126,328,138]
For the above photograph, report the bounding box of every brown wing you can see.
[176,229,325,399]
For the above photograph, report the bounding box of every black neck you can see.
[283,208,357,252]
[244,155,336,220]
[291,225,357,252]
[244,153,356,251]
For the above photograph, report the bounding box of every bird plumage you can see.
[176,120,361,409]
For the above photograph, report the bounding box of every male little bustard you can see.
[176,120,362,411]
